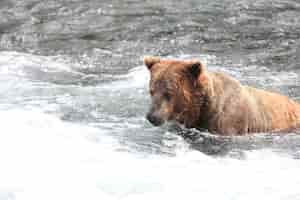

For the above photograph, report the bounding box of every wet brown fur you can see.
[145,56,300,135]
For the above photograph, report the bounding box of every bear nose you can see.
[146,113,163,126]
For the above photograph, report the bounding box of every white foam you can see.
[0,51,84,77]
[96,65,149,92]
[0,109,300,200]
[0,109,119,200]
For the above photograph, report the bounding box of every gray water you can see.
[1,0,300,199]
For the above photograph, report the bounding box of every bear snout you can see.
[146,112,164,126]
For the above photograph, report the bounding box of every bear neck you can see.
[202,72,248,134]
[191,72,216,131]
[195,71,241,133]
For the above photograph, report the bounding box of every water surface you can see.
[1,0,300,199]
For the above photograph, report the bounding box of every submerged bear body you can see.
[145,56,300,135]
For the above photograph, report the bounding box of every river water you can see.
[1,0,300,199]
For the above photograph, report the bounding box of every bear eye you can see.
[150,90,154,96]
[164,92,172,101]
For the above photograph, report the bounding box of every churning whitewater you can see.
[0,51,300,200]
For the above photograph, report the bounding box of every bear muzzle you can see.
[146,112,164,126]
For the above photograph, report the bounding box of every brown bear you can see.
[144,56,300,135]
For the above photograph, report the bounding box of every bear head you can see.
[144,56,210,128]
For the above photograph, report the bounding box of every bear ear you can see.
[144,56,161,70]
[186,61,204,79]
